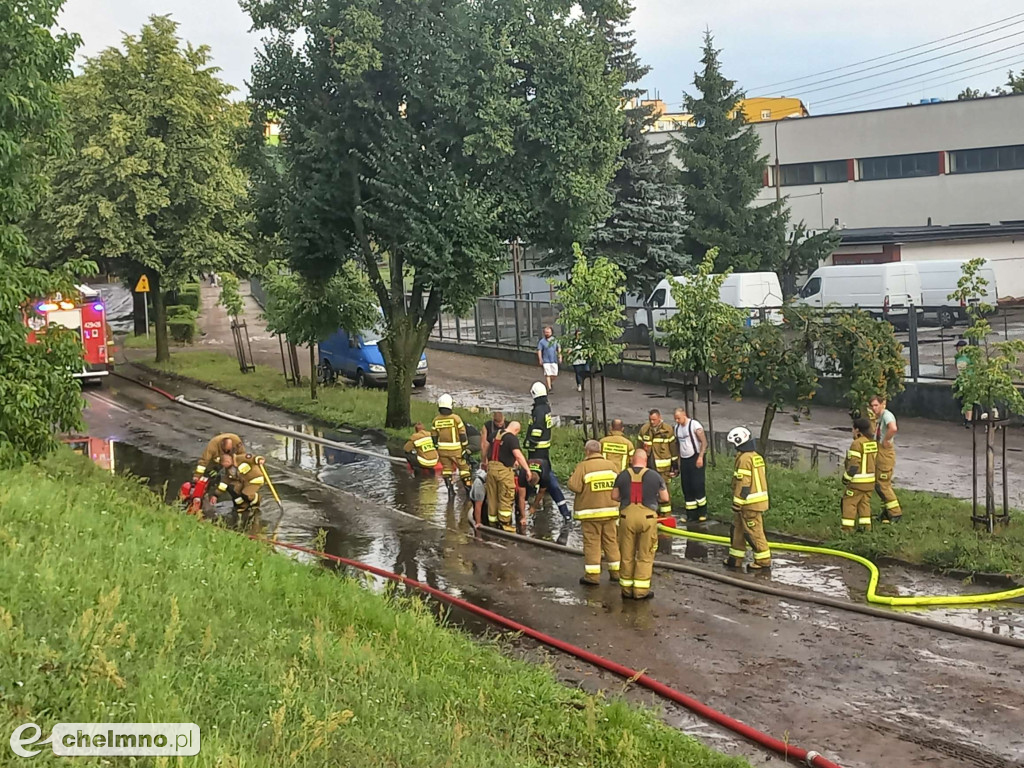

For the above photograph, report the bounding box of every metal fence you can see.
[430,297,1024,383]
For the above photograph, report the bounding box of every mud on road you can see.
[81,368,1024,768]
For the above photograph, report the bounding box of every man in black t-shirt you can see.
[485,421,531,531]
[480,411,506,470]
[611,448,669,600]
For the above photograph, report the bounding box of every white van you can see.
[635,272,784,339]
[795,262,923,325]
[915,259,998,327]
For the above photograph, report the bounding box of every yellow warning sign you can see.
[134,275,150,293]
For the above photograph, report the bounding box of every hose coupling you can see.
[804,751,821,766]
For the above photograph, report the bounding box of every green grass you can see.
[120,332,156,350]
[141,350,1024,576]
[0,451,748,768]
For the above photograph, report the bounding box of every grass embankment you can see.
[142,350,1024,576]
[0,452,747,768]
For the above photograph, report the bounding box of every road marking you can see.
[85,392,133,415]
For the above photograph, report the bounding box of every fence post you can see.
[474,302,481,344]
[527,300,534,345]
[493,300,500,345]
[907,303,920,382]
[455,315,461,343]
[514,299,521,348]
[646,306,657,367]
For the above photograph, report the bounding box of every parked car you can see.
[795,263,923,327]
[634,272,784,340]
[915,259,998,327]
[318,324,427,388]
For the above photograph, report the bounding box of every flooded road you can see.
[80,369,1024,768]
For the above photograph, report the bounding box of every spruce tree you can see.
[675,31,786,273]
[591,6,688,298]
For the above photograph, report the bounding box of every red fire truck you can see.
[25,284,113,384]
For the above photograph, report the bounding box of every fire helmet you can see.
[530,382,547,398]
[726,426,752,448]
[438,393,453,410]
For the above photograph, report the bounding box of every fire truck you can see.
[25,284,113,384]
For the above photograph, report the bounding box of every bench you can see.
[663,377,690,398]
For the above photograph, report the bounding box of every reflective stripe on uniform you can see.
[437,442,462,451]
[884,499,900,509]
[607,561,620,570]
[195,464,206,474]
[654,457,673,469]
[583,469,617,489]
[858,517,872,526]
[696,496,707,505]
[753,550,771,560]
[250,475,265,485]
[584,564,602,574]
[728,548,746,558]
[633,578,651,589]
[685,501,698,510]
[414,436,434,448]
[238,462,252,474]
[417,455,438,467]
[218,482,228,492]
[619,578,634,587]
[574,506,619,520]
[841,518,856,527]
[734,468,752,478]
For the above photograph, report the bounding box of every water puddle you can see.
[80,433,1024,640]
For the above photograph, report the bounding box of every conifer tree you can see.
[674,32,787,273]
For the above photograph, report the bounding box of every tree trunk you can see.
[381,320,424,429]
[151,272,169,363]
[985,421,996,529]
[309,344,317,401]
[759,404,777,452]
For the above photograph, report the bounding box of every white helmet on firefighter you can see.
[726,426,752,448]
[437,394,453,410]
[530,382,547,398]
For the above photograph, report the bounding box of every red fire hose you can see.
[257,536,842,768]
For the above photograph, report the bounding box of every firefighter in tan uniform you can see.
[599,419,635,473]
[869,395,902,523]
[842,418,877,532]
[724,427,771,570]
[193,433,260,481]
[431,394,471,493]
[215,452,265,513]
[568,440,621,585]
[404,422,440,473]
[637,409,677,518]
[485,421,531,530]
[611,448,669,600]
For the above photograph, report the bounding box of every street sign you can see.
[134,275,150,293]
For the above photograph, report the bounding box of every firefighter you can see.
[524,382,570,521]
[842,418,877,533]
[215,452,265,514]
[673,406,708,524]
[432,394,471,493]
[724,427,771,570]
[518,457,572,523]
[404,422,440,474]
[479,411,506,470]
[193,433,262,482]
[600,418,634,473]
[610,448,669,600]
[568,440,621,585]
[485,420,531,531]
[869,395,902,524]
[637,409,676,518]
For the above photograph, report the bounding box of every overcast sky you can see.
[58,0,1024,115]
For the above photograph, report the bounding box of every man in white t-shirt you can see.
[673,407,708,524]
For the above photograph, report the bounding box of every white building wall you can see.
[899,239,1024,302]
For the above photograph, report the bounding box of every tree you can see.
[674,32,787,274]
[261,262,378,401]
[714,310,818,449]
[956,69,1024,100]
[218,273,244,321]
[555,244,626,435]
[30,16,252,363]
[661,248,744,406]
[244,0,626,428]
[949,258,1024,528]
[586,4,688,297]
[792,306,905,417]
[778,223,841,299]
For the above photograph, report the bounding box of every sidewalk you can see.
[193,281,1022,506]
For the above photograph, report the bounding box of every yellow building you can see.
[640,96,808,132]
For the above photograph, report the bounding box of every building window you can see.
[780,160,848,186]
[859,152,939,181]
[949,144,1024,174]
[761,109,772,120]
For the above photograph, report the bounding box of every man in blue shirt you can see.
[536,326,562,393]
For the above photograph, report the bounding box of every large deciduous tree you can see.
[32,16,252,363]
[580,4,687,297]
[674,32,787,274]
[244,0,627,428]
[0,0,91,467]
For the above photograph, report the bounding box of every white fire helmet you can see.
[726,426,752,448]
[438,393,454,410]
[530,382,547,398]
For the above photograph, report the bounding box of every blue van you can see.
[318,324,427,388]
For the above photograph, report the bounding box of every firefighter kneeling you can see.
[724,427,771,570]
[610,448,669,600]
[568,440,621,585]
[216,452,264,514]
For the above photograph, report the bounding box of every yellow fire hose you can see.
[259,464,286,541]
[658,523,1024,607]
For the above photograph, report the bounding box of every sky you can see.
[57,0,1024,115]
